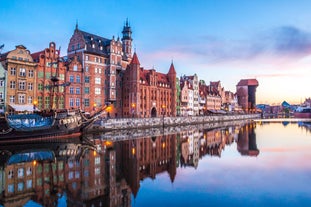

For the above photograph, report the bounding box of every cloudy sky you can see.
[1,0,311,105]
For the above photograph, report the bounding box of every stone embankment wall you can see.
[89,114,260,132]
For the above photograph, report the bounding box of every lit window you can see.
[95,77,101,84]
[95,88,101,95]
[19,68,26,76]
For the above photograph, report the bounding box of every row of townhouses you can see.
[0,20,258,118]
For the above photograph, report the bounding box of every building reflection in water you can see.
[0,121,259,206]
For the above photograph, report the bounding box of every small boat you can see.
[293,106,311,118]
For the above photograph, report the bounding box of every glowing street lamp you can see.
[33,100,38,110]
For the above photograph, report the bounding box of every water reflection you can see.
[1,120,310,206]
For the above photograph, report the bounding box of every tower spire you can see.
[75,19,78,30]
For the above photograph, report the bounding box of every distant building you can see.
[236,79,259,112]
[122,53,177,118]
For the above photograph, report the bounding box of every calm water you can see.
[0,119,311,207]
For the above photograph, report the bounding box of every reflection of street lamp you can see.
[93,103,97,111]
[131,103,136,118]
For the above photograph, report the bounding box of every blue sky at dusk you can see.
[1,0,311,104]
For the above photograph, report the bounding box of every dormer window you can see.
[92,44,95,48]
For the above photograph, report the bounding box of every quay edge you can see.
[87,113,261,132]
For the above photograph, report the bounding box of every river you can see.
[0,119,310,207]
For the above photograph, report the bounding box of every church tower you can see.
[122,19,133,60]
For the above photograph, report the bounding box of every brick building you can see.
[236,79,259,112]
[65,54,84,110]
[122,53,177,118]
[31,42,66,110]
[67,20,133,115]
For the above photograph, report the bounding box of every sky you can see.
[1,0,311,105]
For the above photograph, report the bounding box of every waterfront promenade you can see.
[88,113,260,132]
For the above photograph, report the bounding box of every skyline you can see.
[1,0,311,105]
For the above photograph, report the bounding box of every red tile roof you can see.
[130,52,140,65]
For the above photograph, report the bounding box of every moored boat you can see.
[0,107,107,141]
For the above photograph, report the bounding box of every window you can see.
[95,157,100,165]
[18,94,25,104]
[69,171,74,180]
[84,87,89,94]
[18,182,24,191]
[85,55,89,60]
[28,96,32,104]
[57,74,64,81]
[18,168,24,178]
[10,81,16,89]
[76,87,80,94]
[76,75,80,83]
[69,87,74,94]
[73,65,78,71]
[26,180,32,189]
[0,92,3,99]
[84,99,89,107]
[71,45,74,51]
[28,70,34,77]
[0,80,4,87]
[10,67,16,75]
[69,98,74,107]
[8,184,14,193]
[95,77,101,84]
[9,95,15,103]
[76,98,80,107]
[85,66,89,72]
[26,167,32,176]
[95,88,101,95]
[19,68,26,76]
[28,83,33,91]
[38,83,43,91]
[45,97,50,108]
[46,72,51,79]
[19,80,26,90]
[69,75,74,82]
[77,43,80,49]
[38,71,44,78]
[85,76,90,83]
